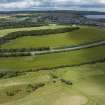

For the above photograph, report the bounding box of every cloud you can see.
[0,0,42,10]
[0,0,105,11]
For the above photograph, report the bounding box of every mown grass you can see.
[1,26,105,49]
[0,45,105,71]
[0,62,104,105]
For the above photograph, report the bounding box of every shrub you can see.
[27,83,45,91]
[6,91,15,96]
[0,71,25,79]
[60,79,73,85]
[51,74,58,79]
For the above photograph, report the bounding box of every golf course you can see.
[0,24,105,105]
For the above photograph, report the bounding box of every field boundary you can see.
[0,58,105,73]
[0,40,105,57]
[0,27,79,45]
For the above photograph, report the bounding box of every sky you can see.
[0,0,105,11]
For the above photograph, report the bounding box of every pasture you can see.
[0,24,105,105]
[0,24,68,37]
[1,26,105,49]
[0,62,105,105]
[0,45,105,71]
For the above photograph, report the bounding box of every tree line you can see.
[0,47,50,57]
[0,21,48,30]
[0,52,31,57]
[0,27,79,45]
[0,47,50,53]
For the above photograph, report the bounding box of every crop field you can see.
[0,24,105,105]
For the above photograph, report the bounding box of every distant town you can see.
[0,10,105,29]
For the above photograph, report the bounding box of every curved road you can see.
[32,40,105,55]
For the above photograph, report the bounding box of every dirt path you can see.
[32,40,105,55]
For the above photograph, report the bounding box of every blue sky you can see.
[0,0,105,11]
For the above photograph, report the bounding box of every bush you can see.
[60,79,73,85]
[27,83,45,91]
[0,71,25,79]
[53,80,56,83]
[51,74,58,79]
[6,91,15,96]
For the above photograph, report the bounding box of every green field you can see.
[1,26,105,49]
[0,16,10,19]
[0,45,105,71]
[0,24,105,105]
[0,62,105,105]
[0,24,68,37]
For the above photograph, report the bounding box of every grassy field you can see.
[1,26,105,49]
[0,24,105,105]
[0,45,105,71]
[0,24,69,37]
[0,62,104,105]
[0,16,10,19]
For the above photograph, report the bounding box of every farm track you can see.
[34,40,105,55]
